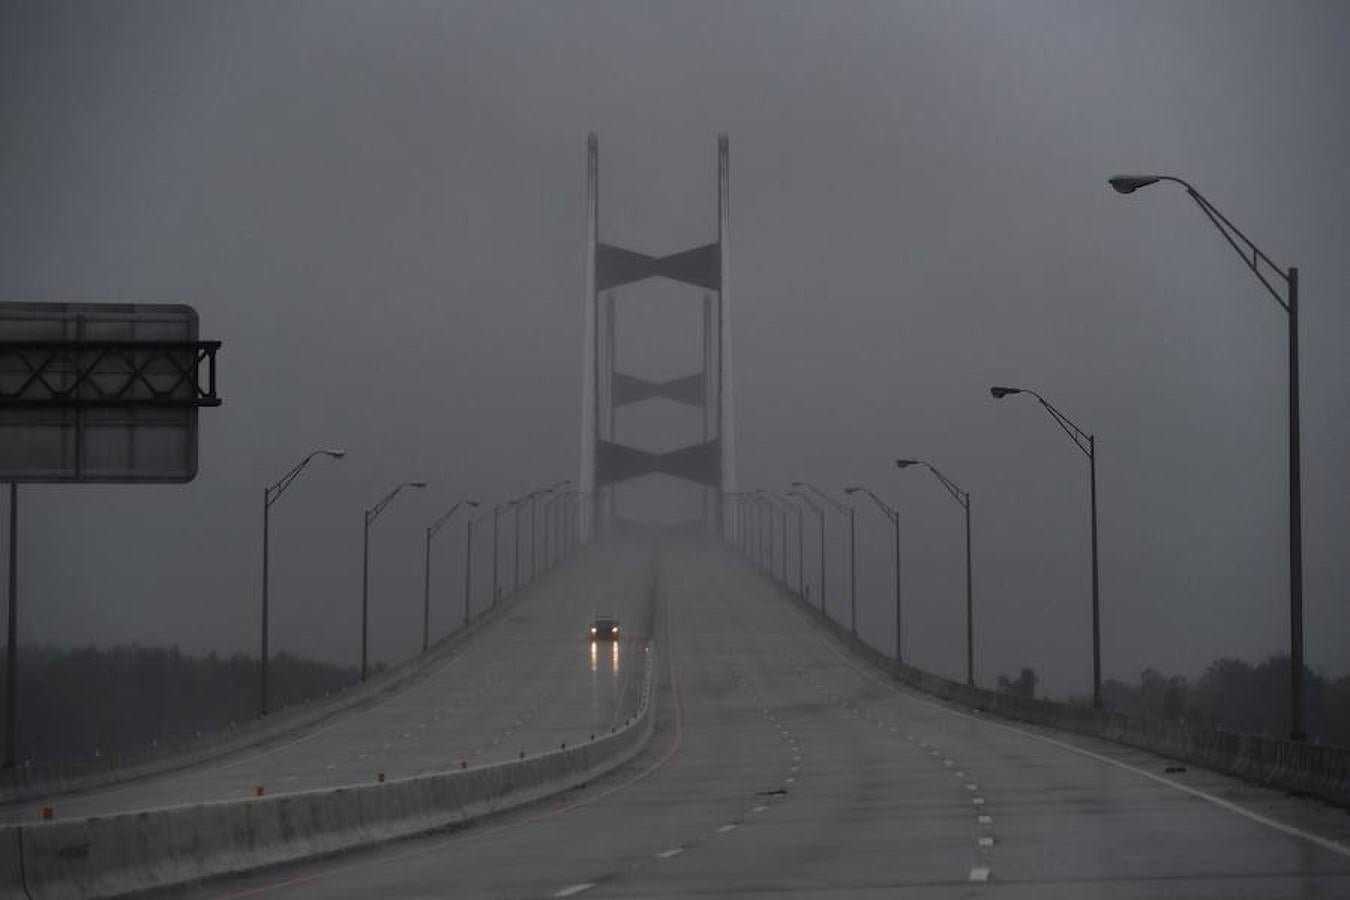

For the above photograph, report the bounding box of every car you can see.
[589,616,620,641]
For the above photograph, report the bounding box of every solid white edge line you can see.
[809,613,1350,861]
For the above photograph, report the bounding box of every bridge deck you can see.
[177,537,1350,898]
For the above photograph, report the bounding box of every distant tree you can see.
[5,644,359,765]
[997,667,1037,699]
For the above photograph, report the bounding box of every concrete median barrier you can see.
[2,644,656,900]
[0,544,601,809]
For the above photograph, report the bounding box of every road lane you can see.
[187,535,1350,898]
[8,538,655,823]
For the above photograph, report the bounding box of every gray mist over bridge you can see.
[2,2,1350,896]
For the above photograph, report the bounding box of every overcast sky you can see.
[2,0,1347,698]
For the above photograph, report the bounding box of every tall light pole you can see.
[756,490,796,587]
[465,508,489,626]
[512,494,525,591]
[493,501,514,608]
[896,460,973,685]
[792,481,855,635]
[845,486,902,662]
[362,479,427,681]
[261,449,345,716]
[1110,174,1306,741]
[991,385,1101,708]
[790,491,825,609]
[532,480,570,577]
[423,500,478,652]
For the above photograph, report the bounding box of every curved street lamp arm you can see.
[367,480,426,525]
[1121,175,1290,311]
[267,449,344,506]
[429,499,480,539]
[1025,391,1093,459]
[754,488,796,512]
[787,490,826,520]
[1177,181,1291,311]
[791,481,849,516]
[844,485,897,522]
[922,463,970,510]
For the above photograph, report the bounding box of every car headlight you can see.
[590,626,596,634]
[611,626,619,634]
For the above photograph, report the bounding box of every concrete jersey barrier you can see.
[1,644,657,900]
[0,543,602,808]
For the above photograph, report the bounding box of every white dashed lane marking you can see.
[979,836,995,848]
[978,815,993,825]
[553,883,596,897]
[657,848,684,859]
[969,866,991,882]
[717,824,737,833]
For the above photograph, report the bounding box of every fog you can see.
[2,0,1347,700]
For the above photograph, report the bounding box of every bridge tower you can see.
[578,134,735,537]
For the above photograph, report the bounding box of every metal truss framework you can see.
[0,340,222,408]
[579,134,736,535]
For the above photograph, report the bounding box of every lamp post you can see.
[753,491,783,581]
[492,501,514,608]
[465,506,496,625]
[534,481,570,574]
[756,490,796,587]
[790,491,824,608]
[527,481,571,581]
[726,492,758,563]
[792,482,855,635]
[845,486,902,662]
[261,449,345,716]
[513,495,524,591]
[725,493,744,552]
[423,500,478,652]
[362,479,427,681]
[1110,174,1306,740]
[991,385,1101,708]
[542,492,560,568]
[896,460,973,684]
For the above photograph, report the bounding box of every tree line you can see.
[997,654,1350,747]
[5,644,361,766]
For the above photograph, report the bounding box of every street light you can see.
[792,481,856,635]
[756,490,796,587]
[492,500,516,608]
[896,459,973,684]
[990,385,1101,708]
[531,480,570,578]
[543,491,569,568]
[362,479,427,681]
[789,491,827,613]
[423,500,478,652]
[260,449,345,716]
[465,504,496,625]
[729,496,761,566]
[1109,173,1306,741]
[845,486,902,662]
